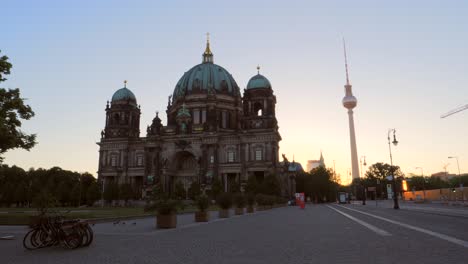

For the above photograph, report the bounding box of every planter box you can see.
[218,209,230,218]
[247,207,254,213]
[156,214,177,228]
[195,211,209,222]
[235,208,244,215]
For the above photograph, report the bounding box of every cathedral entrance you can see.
[171,151,199,196]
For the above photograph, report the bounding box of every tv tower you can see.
[342,39,360,180]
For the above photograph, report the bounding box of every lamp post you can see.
[448,156,462,202]
[359,156,367,178]
[388,129,399,209]
[360,156,367,205]
[415,167,425,201]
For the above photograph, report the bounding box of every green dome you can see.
[247,74,271,89]
[112,87,137,103]
[173,63,240,100]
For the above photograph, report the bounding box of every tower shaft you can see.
[347,109,360,179]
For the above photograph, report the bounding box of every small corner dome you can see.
[247,74,271,89]
[111,87,137,103]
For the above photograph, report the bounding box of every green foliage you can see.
[173,181,186,200]
[145,184,182,215]
[119,183,134,203]
[32,191,57,214]
[0,51,36,162]
[0,164,100,207]
[195,195,210,212]
[187,181,201,200]
[295,166,339,203]
[210,177,223,199]
[244,175,258,194]
[258,174,281,196]
[246,193,255,207]
[449,175,468,188]
[216,192,233,209]
[86,182,101,206]
[233,193,246,208]
[365,162,404,181]
[0,50,12,82]
[361,162,405,198]
[104,182,119,202]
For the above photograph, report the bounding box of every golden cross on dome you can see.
[206,32,210,43]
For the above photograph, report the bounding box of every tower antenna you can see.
[343,38,350,85]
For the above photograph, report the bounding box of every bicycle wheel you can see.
[62,228,82,249]
[23,229,39,250]
[82,223,93,247]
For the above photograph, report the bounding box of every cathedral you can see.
[97,38,282,198]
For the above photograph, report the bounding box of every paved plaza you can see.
[1,202,468,264]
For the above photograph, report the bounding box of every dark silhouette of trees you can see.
[295,166,339,203]
[0,164,101,207]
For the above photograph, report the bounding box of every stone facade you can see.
[97,42,282,198]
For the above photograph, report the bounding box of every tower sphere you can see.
[342,95,357,109]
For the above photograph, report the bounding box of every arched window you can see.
[253,102,263,116]
[227,150,235,163]
[136,155,143,166]
[111,155,118,167]
[255,149,262,161]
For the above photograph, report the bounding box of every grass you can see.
[0,205,221,225]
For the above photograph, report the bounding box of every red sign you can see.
[296,192,305,209]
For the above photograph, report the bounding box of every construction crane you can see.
[441,103,468,118]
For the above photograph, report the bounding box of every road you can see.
[1,203,468,264]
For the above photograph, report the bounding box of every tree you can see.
[86,182,101,206]
[258,174,281,196]
[173,181,186,200]
[187,181,201,200]
[210,177,223,199]
[244,175,258,194]
[364,162,404,198]
[119,183,134,205]
[365,162,403,180]
[0,51,36,162]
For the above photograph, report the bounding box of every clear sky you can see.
[2,0,467,183]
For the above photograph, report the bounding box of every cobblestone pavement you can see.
[1,205,468,264]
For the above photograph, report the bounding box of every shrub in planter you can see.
[145,185,182,228]
[246,194,255,213]
[234,193,246,215]
[194,195,210,222]
[217,192,232,218]
[255,194,267,210]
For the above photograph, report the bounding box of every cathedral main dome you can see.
[172,39,240,100]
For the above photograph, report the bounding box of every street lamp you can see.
[360,156,367,205]
[388,129,399,209]
[415,167,426,201]
[359,156,367,178]
[448,156,462,201]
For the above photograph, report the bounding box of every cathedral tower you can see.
[103,81,141,139]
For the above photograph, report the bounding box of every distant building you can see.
[431,172,456,182]
[279,155,304,198]
[306,152,325,172]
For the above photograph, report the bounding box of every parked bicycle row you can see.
[23,215,93,250]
